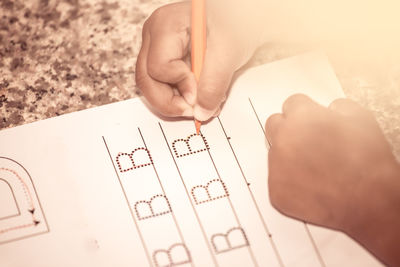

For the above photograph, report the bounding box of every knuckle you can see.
[158,107,175,117]
[146,60,161,78]
[151,5,167,19]
[287,93,309,103]
[152,101,175,117]
[283,94,316,116]
[144,5,171,32]
[329,98,374,118]
[329,98,350,108]
[150,4,177,26]
[265,113,280,128]
[158,98,184,117]
[285,94,311,108]
[135,70,147,91]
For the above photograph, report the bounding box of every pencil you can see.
[191,0,206,135]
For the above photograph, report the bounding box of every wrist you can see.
[343,160,400,265]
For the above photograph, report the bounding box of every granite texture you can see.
[0,0,399,160]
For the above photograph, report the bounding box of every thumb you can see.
[193,39,240,121]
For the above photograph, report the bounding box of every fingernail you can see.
[212,107,221,118]
[182,107,194,117]
[183,91,196,106]
[194,105,215,121]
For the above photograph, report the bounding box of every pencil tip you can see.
[195,119,202,134]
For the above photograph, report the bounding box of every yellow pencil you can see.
[191,0,206,135]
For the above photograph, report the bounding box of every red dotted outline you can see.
[134,194,172,220]
[191,179,229,205]
[153,243,192,267]
[116,147,153,173]
[0,167,39,236]
[211,227,249,254]
[172,133,210,158]
[0,167,34,210]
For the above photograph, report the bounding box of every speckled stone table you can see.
[1,0,399,160]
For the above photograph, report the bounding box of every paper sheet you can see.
[0,52,382,267]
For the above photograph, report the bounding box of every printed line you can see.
[138,128,195,267]
[248,98,325,267]
[248,98,271,148]
[304,223,326,267]
[0,213,19,221]
[159,123,219,267]
[102,137,154,267]
[20,156,51,235]
[217,117,285,267]
[0,232,49,246]
[204,134,259,267]
[0,178,21,219]
[0,223,36,234]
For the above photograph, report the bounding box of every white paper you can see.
[0,52,382,267]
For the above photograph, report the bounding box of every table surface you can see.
[1,0,399,160]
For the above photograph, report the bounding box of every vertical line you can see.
[102,136,153,267]
[159,123,219,267]
[217,117,285,267]
[248,98,271,148]
[304,223,326,267]
[203,133,259,267]
[137,128,195,267]
[0,178,21,217]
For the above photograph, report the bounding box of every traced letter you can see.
[0,179,19,220]
[0,157,49,245]
[116,147,153,172]
[153,243,191,267]
[211,227,249,254]
[191,179,229,205]
[134,195,172,220]
[172,134,209,158]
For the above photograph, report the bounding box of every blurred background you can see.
[0,0,399,160]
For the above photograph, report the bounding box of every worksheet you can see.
[0,52,382,267]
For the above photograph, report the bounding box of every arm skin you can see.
[265,95,400,266]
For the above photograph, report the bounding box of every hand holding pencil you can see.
[135,1,257,122]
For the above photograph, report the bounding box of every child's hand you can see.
[266,95,400,265]
[136,2,260,120]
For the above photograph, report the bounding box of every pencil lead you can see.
[195,119,202,134]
